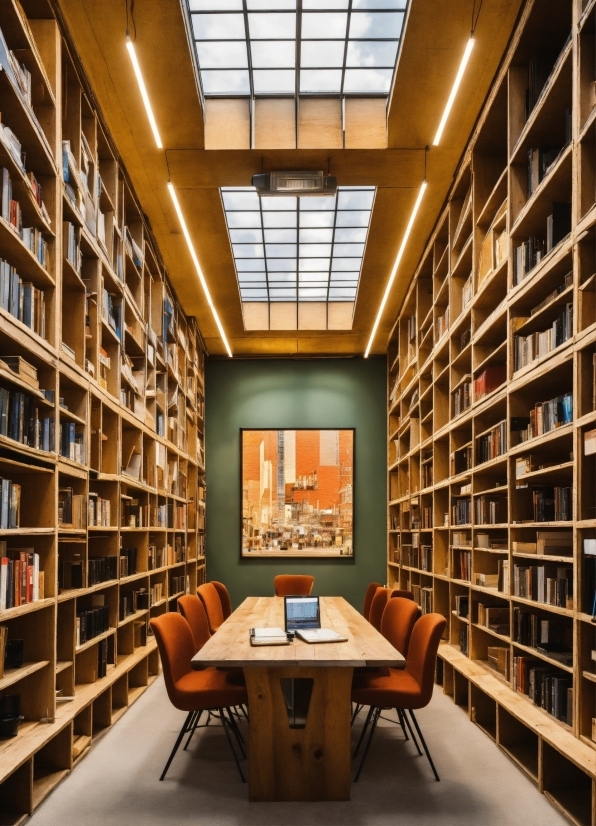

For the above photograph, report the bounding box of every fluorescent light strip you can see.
[126,38,163,149]
[167,183,233,357]
[433,37,475,146]
[364,181,427,359]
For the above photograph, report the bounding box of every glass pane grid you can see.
[186,3,409,97]
[222,185,375,304]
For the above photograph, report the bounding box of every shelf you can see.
[0,660,49,692]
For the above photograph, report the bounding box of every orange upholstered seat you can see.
[351,613,447,781]
[211,581,232,619]
[197,582,225,633]
[381,597,420,660]
[368,586,389,631]
[273,574,315,597]
[390,589,415,602]
[178,594,211,652]
[362,581,382,621]
[150,612,247,782]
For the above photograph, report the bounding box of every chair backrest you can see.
[274,574,315,597]
[197,582,225,633]
[363,581,383,620]
[150,613,195,710]
[380,597,420,658]
[368,586,389,631]
[211,581,232,619]
[178,595,211,653]
[405,614,447,707]
[390,589,415,601]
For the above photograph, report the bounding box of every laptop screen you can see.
[284,596,320,631]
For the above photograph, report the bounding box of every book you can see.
[250,627,291,646]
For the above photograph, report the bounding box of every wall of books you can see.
[0,0,206,819]
[388,1,596,823]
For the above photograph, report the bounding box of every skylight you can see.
[221,186,375,309]
[186,1,408,98]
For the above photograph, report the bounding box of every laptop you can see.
[284,596,347,643]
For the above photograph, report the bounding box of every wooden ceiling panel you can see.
[56,0,523,357]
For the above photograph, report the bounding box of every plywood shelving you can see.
[388,1,596,822]
[0,0,206,820]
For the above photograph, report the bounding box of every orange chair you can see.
[362,581,383,621]
[150,612,248,782]
[178,594,210,652]
[273,574,315,597]
[380,597,420,660]
[197,582,225,633]
[352,613,447,781]
[368,586,389,631]
[390,589,415,602]
[211,581,232,619]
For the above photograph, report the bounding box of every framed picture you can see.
[241,428,354,559]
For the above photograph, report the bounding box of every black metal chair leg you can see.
[354,707,381,782]
[396,708,409,741]
[400,708,422,754]
[160,711,194,780]
[225,707,246,758]
[353,706,374,757]
[351,703,363,725]
[240,704,249,721]
[408,710,440,781]
[220,708,246,783]
[183,709,204,750]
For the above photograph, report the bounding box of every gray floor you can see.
[29,678,568,826]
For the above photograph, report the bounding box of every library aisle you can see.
[27,678,566,826]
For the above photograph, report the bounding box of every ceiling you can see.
[56,0,523,357]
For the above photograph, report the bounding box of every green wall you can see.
[204,357,387,610]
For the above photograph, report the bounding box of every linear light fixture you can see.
[364,181,427,359]
[126,37,163,149]
[167,183,233,357]
[433,37,475,146]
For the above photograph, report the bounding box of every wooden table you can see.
[191,596,405,801]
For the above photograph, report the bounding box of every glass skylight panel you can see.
[186,2,409,98]
[221,186,375,305]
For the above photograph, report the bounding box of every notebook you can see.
[250,627,291,646]
[284,596,348,644]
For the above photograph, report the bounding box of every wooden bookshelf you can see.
[388,1,596,822]
[0,1,206,821]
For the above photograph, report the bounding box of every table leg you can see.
[244,666,353,802]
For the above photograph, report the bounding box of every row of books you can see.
[434,305,449,342]
[477,603,508,636]
[513,655,572,725]
[475,365,506,401]
[529,486,571,522]
[459,626,469,656]
[513,303,573,372]
[452,444,473,475]
[0,545,43,609]
[63,221,82,274]
[60,422,85,464]
[0,385,53,451]
[401,543,432,571]
[452,497,472,525]
[88,493,111,527]
[120,548,138,578]
[527,146,563,197]
[454,549,471,581]
[476,420,507,465]
[513,202,572,287]
[1,168,48,267]
[454,594,469,618]
[102,289,122,340]
[453,379,472,417]
[169,574,186,596]
[155,503,187,530]
[150,582,164,606]
[512,564,572,609]
[511,393,572,443]
[58,488,86,529]
[512,607,572,665]
[76,603,109,647]
[120,587,149,620]
[0,478,20,529]
[0,259,46,337]
[475,494,507,525]
[147,542,184,570]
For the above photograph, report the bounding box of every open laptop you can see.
[284,595,347,643]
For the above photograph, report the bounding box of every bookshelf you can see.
[388,1,596,822]
[0,1,206,821]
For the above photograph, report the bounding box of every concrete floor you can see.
[28,678,569,826]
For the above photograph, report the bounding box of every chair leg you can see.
[399,708,422,754]
[160,711,194,781]
[351,703,363,725]
[183,709,204,750]
[354,707,381,782]
[353,706,374,757]
[408,710,440,781]
[219,708,246,783]
[225,708,246,757]
[396,708,409,741]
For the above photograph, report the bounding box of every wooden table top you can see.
[191,596,406,669]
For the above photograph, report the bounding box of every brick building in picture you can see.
[242,429,353,556]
